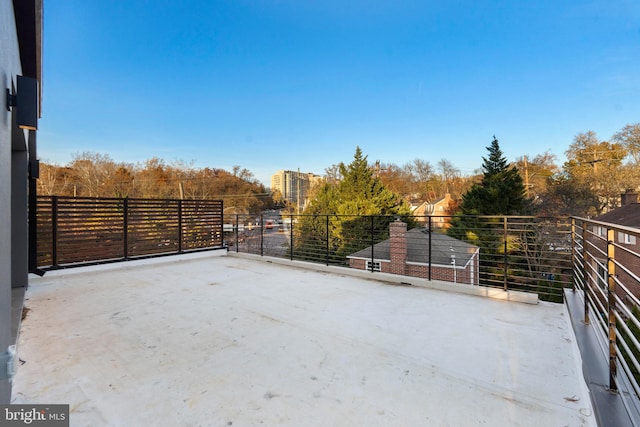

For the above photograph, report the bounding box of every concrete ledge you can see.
[564,288,640,427]
[29,249,228,284]
[228,252,539,305]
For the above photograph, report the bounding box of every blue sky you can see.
[40,0,640,185]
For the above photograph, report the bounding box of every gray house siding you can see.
[1,0,42,403]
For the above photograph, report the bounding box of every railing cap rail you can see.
[572,216,640,235]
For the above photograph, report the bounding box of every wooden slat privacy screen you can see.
[36,196,223,268]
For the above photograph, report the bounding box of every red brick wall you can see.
[588,231,640,304]
[349,257,477,285]
[349,259,366,270]
[404,263,475,284]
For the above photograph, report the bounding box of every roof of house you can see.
[412,194,453,216]
[594,203,640,228]
[347,228,478,266]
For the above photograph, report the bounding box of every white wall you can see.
[0,0,24,403]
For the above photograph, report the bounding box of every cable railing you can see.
[572,217,640,414]
[223,213,572,302]
[34,200,573,302]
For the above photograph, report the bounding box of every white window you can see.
[619,232,636,245]
[366,260,381,272]
[596,260,608,290]
[592,226,607,237]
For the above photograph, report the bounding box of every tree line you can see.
[292,122,640,291]
[39,123,640,218]
[293,135,584,301]
[370,123,640,217]
[38,152,274,214]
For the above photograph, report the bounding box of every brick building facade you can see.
[590,191,640,303]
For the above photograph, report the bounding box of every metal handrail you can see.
[571,217,640,403]
[223,213,573,302]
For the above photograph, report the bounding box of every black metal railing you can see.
[572,217,640,407]
[223,213,572,302]
[35,204,573,301]
[36,196,224,269]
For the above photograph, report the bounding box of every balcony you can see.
[10,200,640,425]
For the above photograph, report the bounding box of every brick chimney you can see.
[621,190,638,206]
[389,220,407,275]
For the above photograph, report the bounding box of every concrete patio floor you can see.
[11,251,594,426]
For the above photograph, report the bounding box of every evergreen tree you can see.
[482,136,509,176]
[306,147,410,217]
[458,136,527,216]
[448,137,529,288]
[295,147,412,263]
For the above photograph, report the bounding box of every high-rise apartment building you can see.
[271,170,324,211]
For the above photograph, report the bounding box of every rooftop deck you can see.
[11,251,594,426]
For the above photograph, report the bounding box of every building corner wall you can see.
[1,0,26,403]
[11,149,28,288]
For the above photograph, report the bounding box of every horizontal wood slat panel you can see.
[37,196,224,268]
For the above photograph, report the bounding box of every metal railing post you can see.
[582,221,590,325]
[428,216,432,281]
[177,200,183,253]
[570,218,576,292]
[235,214,239,252]
[260,214,264,256]
[607,227,618,391]
[326,215,330,266]
[51,196,58,268]
[290,215,294,261]
[123,197,129,259]
[503,216,508,291]
[370,216,375,272]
